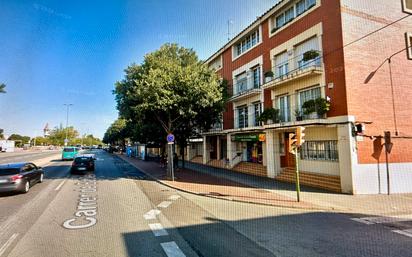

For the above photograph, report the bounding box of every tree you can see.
[0,128,4,139]
[0,83,6,94]
[8,134,31,147]
[103,118,128,146]
[114,43,225,176]
[48,126,79,146]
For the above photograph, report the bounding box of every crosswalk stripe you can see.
[148,223,169,237]
[143,209,161,220]
[158,201,173,208]
[169,195,181,201]
[161,241,186,257]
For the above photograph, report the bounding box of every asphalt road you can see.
[1,150,411,257]
[0,150,61,165]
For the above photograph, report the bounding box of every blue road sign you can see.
[167,134,175,143]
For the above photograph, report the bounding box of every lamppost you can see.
[64,104,73,146]
[364,45,412,136]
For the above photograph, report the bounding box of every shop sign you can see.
[232,134,261,142]
[258,134,266,142]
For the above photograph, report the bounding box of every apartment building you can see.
[188,0,412,194]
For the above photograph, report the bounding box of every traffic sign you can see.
[167,134,175,143]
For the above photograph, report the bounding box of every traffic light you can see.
[289,133,297,154]
[406,32,412,60]
[402,0,412,14]
[296,126,306,146]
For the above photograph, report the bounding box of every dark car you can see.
[0,163,44,194]
[71,155,95,174]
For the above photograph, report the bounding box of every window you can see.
[296,0,306,16]
[235,30,260,57]
[252,66,261,88]
[273,0,317,32]
[276,13,285,29]
[235,73,247,94]
[403,0,412,14]
[300,141,339,161]
[253,102,262,126]
[275,52,289,78]
[278,95,290,122]
[295,36,320,69]
[299,86,321,109]
[285,7,294,23]
[406,32,412,60]
[237,106,248,128]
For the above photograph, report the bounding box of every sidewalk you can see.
[117,154,412,216]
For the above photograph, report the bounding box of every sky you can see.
[0,0,278,139]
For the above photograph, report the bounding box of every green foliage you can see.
[302,50,320,62]
[302,97,330,116]
[0,83,6,94]
[113,43,225,146]
[47,126,79,146]
[264,71,274,78]
[0,128,4,139]
[103,118,128,144]
[8,134,31,147]
[257,108,279,123]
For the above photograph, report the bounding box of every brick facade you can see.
[341,0,412,164]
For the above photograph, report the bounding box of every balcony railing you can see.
[264,51,323,88]
[233,76,261,98]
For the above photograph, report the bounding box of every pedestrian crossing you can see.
[351,214,412,238]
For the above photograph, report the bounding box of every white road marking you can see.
[55,180,66,191]
[351,218,375,225]
[148,223,169,237]
[393,229,412,238]
[158,201,173,208]
[0,233,18,256]
[143,209,161,220]
[160,241,186,257]
[169,195,181,201]
[352,215,412,225]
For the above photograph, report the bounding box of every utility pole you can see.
[64,104,73,146]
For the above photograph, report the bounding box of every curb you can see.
[115,154,335,212]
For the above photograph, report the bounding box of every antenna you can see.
[227,19,233,41]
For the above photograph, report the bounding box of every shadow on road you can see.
[122,212,412,257]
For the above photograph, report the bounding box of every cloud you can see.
[33,3,72,20]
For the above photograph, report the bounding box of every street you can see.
[0,150,411,257]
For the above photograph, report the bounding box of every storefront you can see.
[231,133,265,164]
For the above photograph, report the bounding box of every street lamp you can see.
[364,45,412,136]
[64,104,73,146]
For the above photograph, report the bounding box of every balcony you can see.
[230,76,262,102]
[263,52,323,90]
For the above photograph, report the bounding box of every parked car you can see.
[71,155,95,174]
[0,163,44,194]
[62,146,78,161]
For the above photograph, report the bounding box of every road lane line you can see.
[160,241,186,257]
[55,180,67,191]
[148,223,169,237]
[393,229,412,238]
[143,209,161,220]
[351,218,374,225]
[352,215,412,225]
[0,233,18,256]
[158,201,173,208]
[169,195,181,201]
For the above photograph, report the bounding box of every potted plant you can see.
[314,97,330,117]
[294,109,303,121]
[303,50,320,62]
[257,108,279,125]
[302,97,330,119]
[264,71,274,83]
